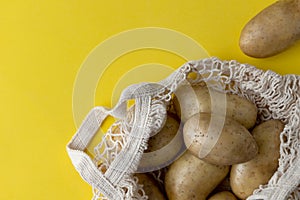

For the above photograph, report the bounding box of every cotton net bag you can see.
[67,57,300,200]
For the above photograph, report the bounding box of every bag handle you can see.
[66,82,167,199]
[66,106,124,200]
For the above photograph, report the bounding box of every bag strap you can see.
[66,106,125,199]
[66,82,168,200]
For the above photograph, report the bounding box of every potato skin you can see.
[230,120,284,199]
[240,0,300,58]
[208,191,237,200]
[135,173,166,200]
[165,151,229,200]
[225,93,257,129]
[183,113,258,165]
[145,114,179,152]
[173,84,211,123]
[138,113,185,171]
[174,84,257,129]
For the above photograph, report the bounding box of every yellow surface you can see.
[1,0,300,199]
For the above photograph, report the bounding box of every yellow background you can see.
[1,0,299,199]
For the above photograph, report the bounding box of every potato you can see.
[230,120,284,199]
[208,191,237,200]
[165,151,229,200]
[240,0,300,58]
[183,113,258,165]
[137,113,184,172]
[135,173,166,200]
[145,113,179,152]
[174,84,257,129]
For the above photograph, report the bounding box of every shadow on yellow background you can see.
[1,0,299,199]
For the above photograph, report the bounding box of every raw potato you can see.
[208,191,237,200]
[240,0,300,58]
[145,113,179,152]
[137,113,185,171]
[135,173,166,200]
[183,113,258,165]
[173,84,257,128]
[165,151,229,200]
[230,120,284,199]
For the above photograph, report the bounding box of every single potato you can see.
[240,0,300,58]
[230,120,284,199]
[183,113,258,165]
[165,151,229,200]
[137,113,184,172]
[135,173,166,200]
[208,191,237,200]
[173,84,257,129]
[145,113,179,152]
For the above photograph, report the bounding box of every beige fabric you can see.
[67,57,300,200]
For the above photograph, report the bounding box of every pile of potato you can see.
[134,84,284,200]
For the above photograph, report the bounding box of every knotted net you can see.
[67,57,300,200]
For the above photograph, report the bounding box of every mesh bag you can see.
[67,57,300,200]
